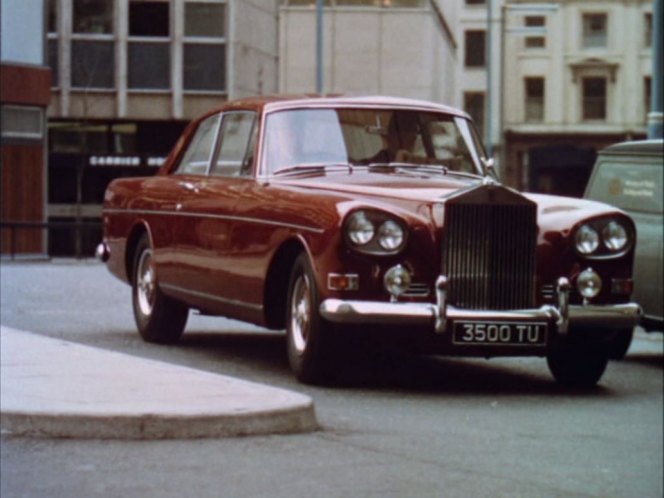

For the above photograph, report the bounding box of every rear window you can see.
[586,158,663,214]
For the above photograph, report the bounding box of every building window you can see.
[582,13,607,49]
[465,0,485,5]
[525,77,544,122]
[48,0,57,33]
[184,1,227,92]
[71,41,115,89]
[185,2,226,37]
[48,0,59,88]
[48,39,59,88]
[644,76,652,123]
[1,106,44,140]
[464,30,486,68]
[184,44,226,91]
[645,13,653,48]
[582,77,606,120]
[128,0,170,90]
[464,92,485,137]
[128,44,170,90]
[73,0,113,34]
[524,16,545,48]
[129,1,169,37]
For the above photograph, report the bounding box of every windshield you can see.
[261,108,486,176]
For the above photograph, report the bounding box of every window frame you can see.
[582,77,607,121]
[582,12,608,49]
[209,111,258,178]
[173,112,223,176]
[183,0,228,94]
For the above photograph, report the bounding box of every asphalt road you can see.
[1,261,662,498]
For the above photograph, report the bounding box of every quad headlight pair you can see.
[345,210,407,254]
[574,218,632,257]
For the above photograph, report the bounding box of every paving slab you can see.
[0,326,318,439]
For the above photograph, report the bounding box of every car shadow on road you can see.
[622,352,664,370]
[177,330,614,397]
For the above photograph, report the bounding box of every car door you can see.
[169,111,258,316]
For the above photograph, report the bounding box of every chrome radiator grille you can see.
[443,197,537,310]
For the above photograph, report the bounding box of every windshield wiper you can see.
[367,162,449,175]
[272,163,355,176]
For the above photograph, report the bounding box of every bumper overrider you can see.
[319,276,642,337]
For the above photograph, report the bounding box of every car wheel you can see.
[132,234,188,344]
[608,328,634,360]
[546,341,609,388]
[286,253,336,384]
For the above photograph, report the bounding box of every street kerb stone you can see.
[0,326,319,439]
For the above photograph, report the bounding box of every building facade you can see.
[1,0,52,257]
[279,0,458,105]
[44,0,279,255]
[454,0,654,195]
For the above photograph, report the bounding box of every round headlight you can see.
[377,220,404,251]
[577,268,602,299]
[602,220,628,252]
[575,224,599,255]
[347,212,375,245]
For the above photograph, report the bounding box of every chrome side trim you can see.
[103,208,325,234]
[161,283,263,312]
[319,299,642,334]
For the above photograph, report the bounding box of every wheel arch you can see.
[263,236,311,330]
[125,222,152,282]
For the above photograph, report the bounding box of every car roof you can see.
[600,139,664,157]
[219,94,470,118]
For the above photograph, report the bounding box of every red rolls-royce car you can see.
[98,95,641,387]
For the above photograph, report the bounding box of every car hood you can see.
[273,171,478,202]
[274,172,622,218]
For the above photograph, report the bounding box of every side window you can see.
[174,113,221,175]
[210,112,256,177]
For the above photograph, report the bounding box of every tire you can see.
[286,253,336,384]
[546,341,609,388]
[608,328,634,360]
[132,234,188,344]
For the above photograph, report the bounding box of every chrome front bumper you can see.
[319,276,642,335]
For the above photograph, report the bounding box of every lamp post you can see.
[316,0,324,94]
[648,0,662,138]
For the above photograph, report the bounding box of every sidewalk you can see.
[0,326,318,439]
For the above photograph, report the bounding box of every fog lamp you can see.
[384,265,411,299]
[577,268,602,300]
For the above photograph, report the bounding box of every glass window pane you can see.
[184,44,226,91]
[176,114,220,175]
[49,39,59,87]
[48,0,57,33]
[185,3,226,38]
[211,113,256,176]
[129,1,169,37]
[71,41,115,89]
[582,77,606,120]
[73,0,113,34]
[128,42,170,89]
[465,31,485,67]
[1,106,44,139]
[582,14,607,48]
[525,77,544,122]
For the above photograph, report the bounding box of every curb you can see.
[1,327,318,439]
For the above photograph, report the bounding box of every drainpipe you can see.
[648,0,663,138]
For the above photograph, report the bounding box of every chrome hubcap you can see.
[290,274,311,355]
[136,249,156,317]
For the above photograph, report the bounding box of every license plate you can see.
[452,321,547,346]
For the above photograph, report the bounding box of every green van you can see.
[585,139,663,358]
